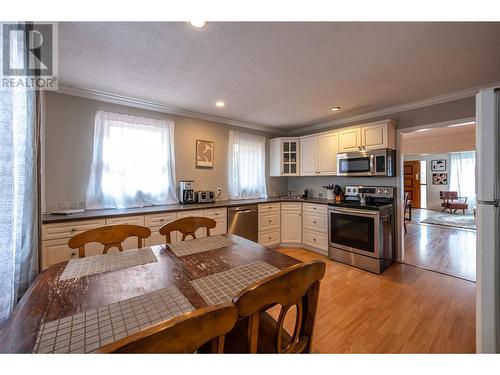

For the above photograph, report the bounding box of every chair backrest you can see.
[68,224,152,258]
[440,191,458,201]
[232,260,326,354]
[97,303,238,353]
[159,216,217,243]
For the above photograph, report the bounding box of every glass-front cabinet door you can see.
[282,139,299,175]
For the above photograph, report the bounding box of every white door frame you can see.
[394,117,475,262]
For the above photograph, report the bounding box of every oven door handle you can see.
[329,207,380,216]
[369,154,375,174]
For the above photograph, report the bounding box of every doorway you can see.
[399,121,477,282]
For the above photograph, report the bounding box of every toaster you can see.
[196,191,215,203]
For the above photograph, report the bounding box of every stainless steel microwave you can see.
[337,148,396,177]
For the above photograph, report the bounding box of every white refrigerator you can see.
[476,88,500,353]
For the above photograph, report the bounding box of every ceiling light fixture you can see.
[215,101,225,107]
[416,128,430,132]
[330,106,341,112]
[187,21,206,29]
[448,121,475,128]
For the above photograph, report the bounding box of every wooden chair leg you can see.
[210,335,225,353]
[247,312,260,353]
[404,221,407,234]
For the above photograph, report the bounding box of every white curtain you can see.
[0,23,40,324]
[228,130,267,200]
[449,151,476,213]
[86,111,177,209]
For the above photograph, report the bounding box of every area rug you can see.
[421,213,476,230]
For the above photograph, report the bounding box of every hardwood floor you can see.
[274,248,476,353]
[404,209,476,281]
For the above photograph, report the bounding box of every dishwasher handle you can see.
[236,209,252,214]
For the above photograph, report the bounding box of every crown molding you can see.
[56,81,500,137]
[287,81,500,135]
[56,85,284,135]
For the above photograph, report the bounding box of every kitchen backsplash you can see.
[287,176,398,198]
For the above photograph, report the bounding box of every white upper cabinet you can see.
[339,128,361,152]
[269,138,300,176]
[361,123,387,150]
[317,132,338,175]
[299,136,318,176]
[300,132,338,176]
[270,119,395,176]
[339,120,396,152]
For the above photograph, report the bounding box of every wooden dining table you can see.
[0,234,300,353]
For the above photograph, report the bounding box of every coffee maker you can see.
[178,180,195,204]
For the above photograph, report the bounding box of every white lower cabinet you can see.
[41,218,106,269]
[203,208,227,236]
[258,203,280,246]
[280,203,302,244]
[105,215,146,251]
[302,203,328,255]
[145,212,178,246]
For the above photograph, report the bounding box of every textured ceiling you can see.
[58,22,500,129]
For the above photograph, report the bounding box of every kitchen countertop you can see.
[42,197,331,224]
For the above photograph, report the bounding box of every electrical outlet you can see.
[216,187,222,194]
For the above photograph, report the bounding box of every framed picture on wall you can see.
[432,173,448,185]
[431,159,446,171]
[196,139,214,168]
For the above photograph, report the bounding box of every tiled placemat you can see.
[167,234,234,257]
[190,261,280,305]
[33,285,194,354]
[60,248,158,280]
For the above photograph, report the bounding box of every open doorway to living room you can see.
[401,122,476,281]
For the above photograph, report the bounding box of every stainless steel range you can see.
[328,186,396,274]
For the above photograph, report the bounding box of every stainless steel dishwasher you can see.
[227,205,258,242]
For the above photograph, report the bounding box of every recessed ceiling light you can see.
[187,21,206,29]
[215,101,225,107]
[330,106,341,112]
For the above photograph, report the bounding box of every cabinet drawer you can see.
[258,229,280,246]
[105,215,145,226]
[203,208,227,219]
[176,210,204,219]
[42,219,106,240]
[144,212,177,228]
[303,213,327,232]
[280,202,302,211]
[258,203,280,213]
[258,212,280,231]
[303,229,328,251]
[303,203,327,215]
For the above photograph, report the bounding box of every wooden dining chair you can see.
[159,216,216,243]
[220,260,326,354]
[68,224,152,258]
[97,303,238,353]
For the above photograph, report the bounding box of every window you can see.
[86,111,177,209]
[449,151,476,213]
[227,130,267,200]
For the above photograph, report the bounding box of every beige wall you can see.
[43,92,288,210]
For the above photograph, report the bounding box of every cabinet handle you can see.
[71,228,76,232]
[268,219,272,223]
[313,238,316,241]
[268,236,272,240]
[313,221,317,224]
[70,252,76,256]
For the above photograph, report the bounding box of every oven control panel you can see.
[344,186,395,198]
